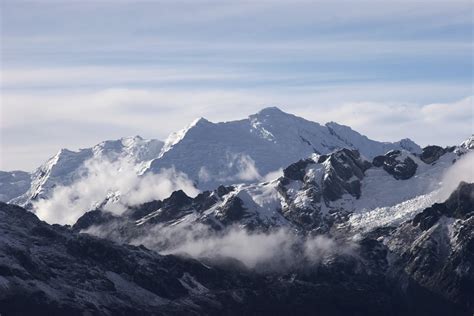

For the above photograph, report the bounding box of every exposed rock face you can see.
[72,209,119,232]
[215,195,247,225]
[420,145,447,164]
[320,149,371,201]
[413,182,474,230]
[125,200,163,220]
[460,135,474,150]
[387,182,474,313]
[282,158,315,181]
[274,149,372,231]
[373,150,418,180]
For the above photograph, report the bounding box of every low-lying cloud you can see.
[85,221,356,271]
[33,158,199,225]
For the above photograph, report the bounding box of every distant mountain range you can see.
[0,107,473,315]
[2,107,422,206]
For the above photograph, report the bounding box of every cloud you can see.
[2,88,471,171]
[228,154,261,182]
[196,153,282,185]
[32,157,199,225]
[0,66,252,89]
[262,168,283,182]
[298,96,473,147]
[437,151,474,201]
[85,221,356,271]
[2,0,471,173]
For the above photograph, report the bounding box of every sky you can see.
[0,0,473,171]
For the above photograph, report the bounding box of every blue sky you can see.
[1,0,473,170]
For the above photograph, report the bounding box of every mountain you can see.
[9,136,164,206]
[147,107,421,189]
[77,143,467,242]
[0,107,472,314]
[0,171,31,202]
[1,180,473,315]
[2,107,421,209]
[460,135,474,149]
[67,144,473,314]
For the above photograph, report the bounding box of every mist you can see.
[33,158,199,225]
[438,151,474,200]
[84,221,356,271]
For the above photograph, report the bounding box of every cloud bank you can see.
[85,221,356,271]
[33,158,199,225]
[2,89,471,171]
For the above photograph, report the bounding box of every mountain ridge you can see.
[1,107,424,205]
[147,106,422,190]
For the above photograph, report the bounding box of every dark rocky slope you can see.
[1,183,473,316]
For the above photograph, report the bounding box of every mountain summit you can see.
[1,108,423,204]
[147,107,421,189]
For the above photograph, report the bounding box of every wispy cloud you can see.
[1,0,472,170]
[85,221,357,271]
[1,86,472,170]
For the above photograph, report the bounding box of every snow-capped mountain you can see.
[460,134,474,149]
[80,141,468,242]
[10,136,164,206]
[0,107,472,314]
[19,145,470,314]
[2,107,421,208]
[147,107,421,190]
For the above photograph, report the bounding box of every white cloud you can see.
[0,66,251,88]
[229,154,261,182]
[437,151,474,201]
[86,221,356,271]
[298,96,473,147]
[1,88,472,170]
[33,157,199,225]
[262,168,283,182]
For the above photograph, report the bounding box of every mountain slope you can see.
[387,182,474,311]
[2,108,422,208]
[1,196,471,315]
[91,145,463,240]
[10,136,164,206]
[0,171,31,202]
[147,107,421,190]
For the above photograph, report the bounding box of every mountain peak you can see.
[193,117,211,125]
[255,106,287,116]
[460,134,474,149]
[121,135,143,142]
[158,117,212,158]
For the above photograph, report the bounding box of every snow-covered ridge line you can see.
[146,107,422,190]
[8,136,164,205]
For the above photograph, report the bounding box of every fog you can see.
[33,158,198,225]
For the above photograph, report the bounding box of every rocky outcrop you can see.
[420,145,447,164]
[215,195,247,225]
[321,149,371,201]
[72,209,119,232]
[413,182,474,230]
[387,182,474,313]
[373,150,418,180]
